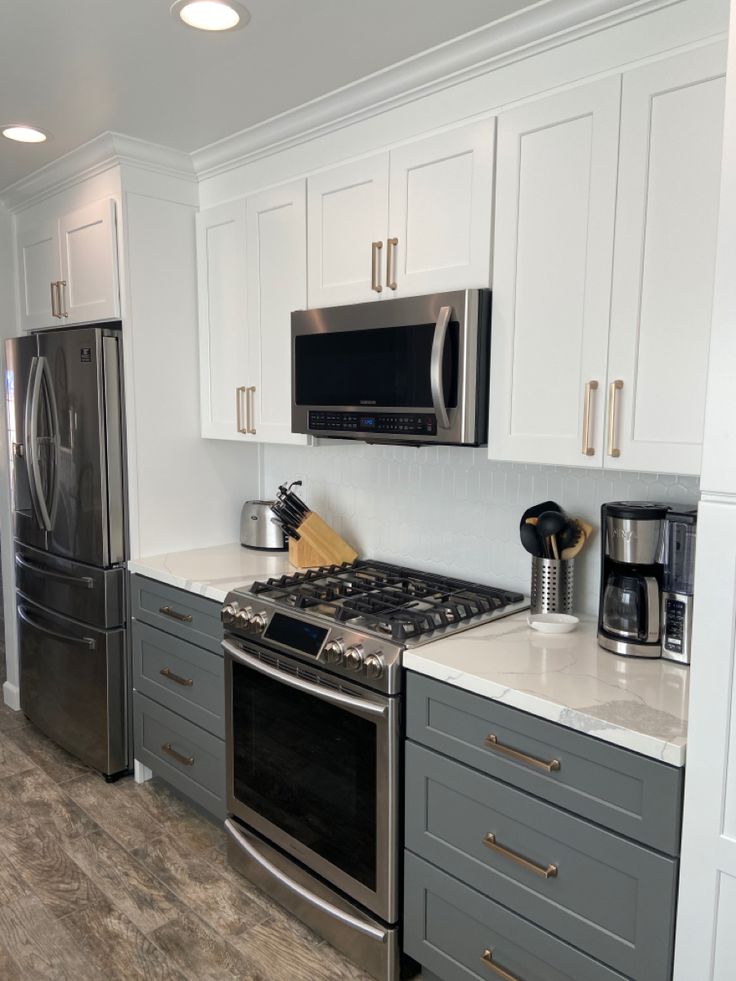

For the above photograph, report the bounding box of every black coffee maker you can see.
[598,502,669,658]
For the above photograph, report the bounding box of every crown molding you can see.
[192,0,685,179]
[1,132,196,213]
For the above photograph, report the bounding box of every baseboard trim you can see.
[2,680,20,712]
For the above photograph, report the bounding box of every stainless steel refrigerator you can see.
[5,324,128,779]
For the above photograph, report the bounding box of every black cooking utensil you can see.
[536,510,567,560]
[519,500,563,530]
[520,522,544,557]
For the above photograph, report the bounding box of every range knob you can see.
[250,611,268,633]
[364,653,385,680]
[344,645,365,671]
[221,603,238,625]
[235,607,253,629]
[323,639,345,663]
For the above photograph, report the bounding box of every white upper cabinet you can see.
[489,78,621,468]
[306,119,495,307]
[307,156,389,307]
[196,200,249,440]
[17,198,120,331]
[605,46,725,475]
[246,180,308,445]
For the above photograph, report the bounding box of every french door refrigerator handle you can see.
[26,356,58,532]
[18,605,96,649]
[39,355,61,526]
[430,305,452,430]
[223,639,388,719]
[24,356,47,531]
[224,819,388,943]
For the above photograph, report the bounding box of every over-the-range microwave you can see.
[291,289,491,446]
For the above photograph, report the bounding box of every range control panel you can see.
[309,410,437,437]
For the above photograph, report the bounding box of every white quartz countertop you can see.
[404,613,689,766]
[128,542,293,603]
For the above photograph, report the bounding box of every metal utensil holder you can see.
[530,557,575,614]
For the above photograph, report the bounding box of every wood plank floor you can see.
[0,658,398,980]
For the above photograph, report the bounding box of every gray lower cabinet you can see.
[130,574,225,819]
[404,672,682,981]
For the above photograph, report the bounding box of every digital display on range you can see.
[263,612,328,656]
[360,416,376,428]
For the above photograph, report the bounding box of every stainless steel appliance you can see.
[221,561,527,981]
[6,324,128,778]
[662,506,697,664]
[291,289,491,446]
[240,499,287,551]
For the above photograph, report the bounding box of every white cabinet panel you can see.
[388,120,494,295]
[246,180,307,445]
[307,156,389,307]
[196,201,249,440]
[59,199,120,324]
[606,47,725,475]
[489,78,620,467]
[18,221,60,331]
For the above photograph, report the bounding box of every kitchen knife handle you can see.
[370,241,383,293]
[581,380,598,456]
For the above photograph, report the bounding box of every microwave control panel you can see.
[309,410,437,436]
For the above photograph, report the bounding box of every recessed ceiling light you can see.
[170,0,250,31]
[2,124,49,143]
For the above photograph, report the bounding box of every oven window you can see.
[231,661,378,890]
[294,321,459,408]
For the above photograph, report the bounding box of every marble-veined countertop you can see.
[404,612,689,766]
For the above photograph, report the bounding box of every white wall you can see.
[263,443,698,614]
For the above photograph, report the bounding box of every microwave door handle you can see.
[643,576,660,643]
[430,305,452,430]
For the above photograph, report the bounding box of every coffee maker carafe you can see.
[598,502,669,658]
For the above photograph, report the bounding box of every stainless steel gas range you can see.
[221,560,527,981]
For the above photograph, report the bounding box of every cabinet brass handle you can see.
[607,379,623,457]
[386,237,398,290]
[236,386,248,434]
[161,742,194,767]
[158,606,193,623]
[484,734,560,773]
[371,241,383,293]
[481,948,521,981]
[581,380,598,456]
[50,281,60,318]
[58,280,68,317]
[246,385,256,435]
[482,832,558,879]
[159,666,194,687]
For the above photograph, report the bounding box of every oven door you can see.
[224,637,399,922]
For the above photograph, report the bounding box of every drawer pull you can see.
[159,666,194,688]
[484,734,560,773]
[482,832,558,879]
[481,948,521,981]
[161,742,195,767]
[158,606,193,623]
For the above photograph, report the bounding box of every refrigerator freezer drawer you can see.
[17,593,128,777]
[15,543,125,628]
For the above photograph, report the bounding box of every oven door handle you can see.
[224,818,388,942]
[430,304,452,431]
[223,639,388,719]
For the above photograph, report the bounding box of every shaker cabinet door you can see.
[488,77,620,468]
[17,220,61,332]
[196,200,250,440]
[387,119,495,297]
[605,43,726,475]
[245,179,308,445]
[307,154,389,307]
[59,199,120,325]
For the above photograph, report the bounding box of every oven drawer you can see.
[406,672,682,854]
[133,692,225,819]
[132,620,225,738]
[406,742,676,981]
[130,574,223,654]
[405,853,627,981]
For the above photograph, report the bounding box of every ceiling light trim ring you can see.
[170,0,250,32]
[2,124,50,143]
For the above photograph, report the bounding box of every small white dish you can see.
[527,613,579,634]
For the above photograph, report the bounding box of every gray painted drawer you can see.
[130,574,223,654]
[134,692,225,819]
[406,672,682,854]
[132,620,225,738]
[406,742,676,981]
[405,853,627,981]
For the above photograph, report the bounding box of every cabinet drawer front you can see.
[134,693,225,819]
[130,575,223,654]
[132,621,224,738]
[405,853,627,981]
[406,742,676,981]
[406,672,682,854]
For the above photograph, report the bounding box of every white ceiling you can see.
[0,0,540,191]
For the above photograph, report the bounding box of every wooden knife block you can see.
[288,511,358,569]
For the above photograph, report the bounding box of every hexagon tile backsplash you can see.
[262,443,699,615]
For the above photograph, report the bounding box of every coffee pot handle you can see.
[643,577,661,644]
